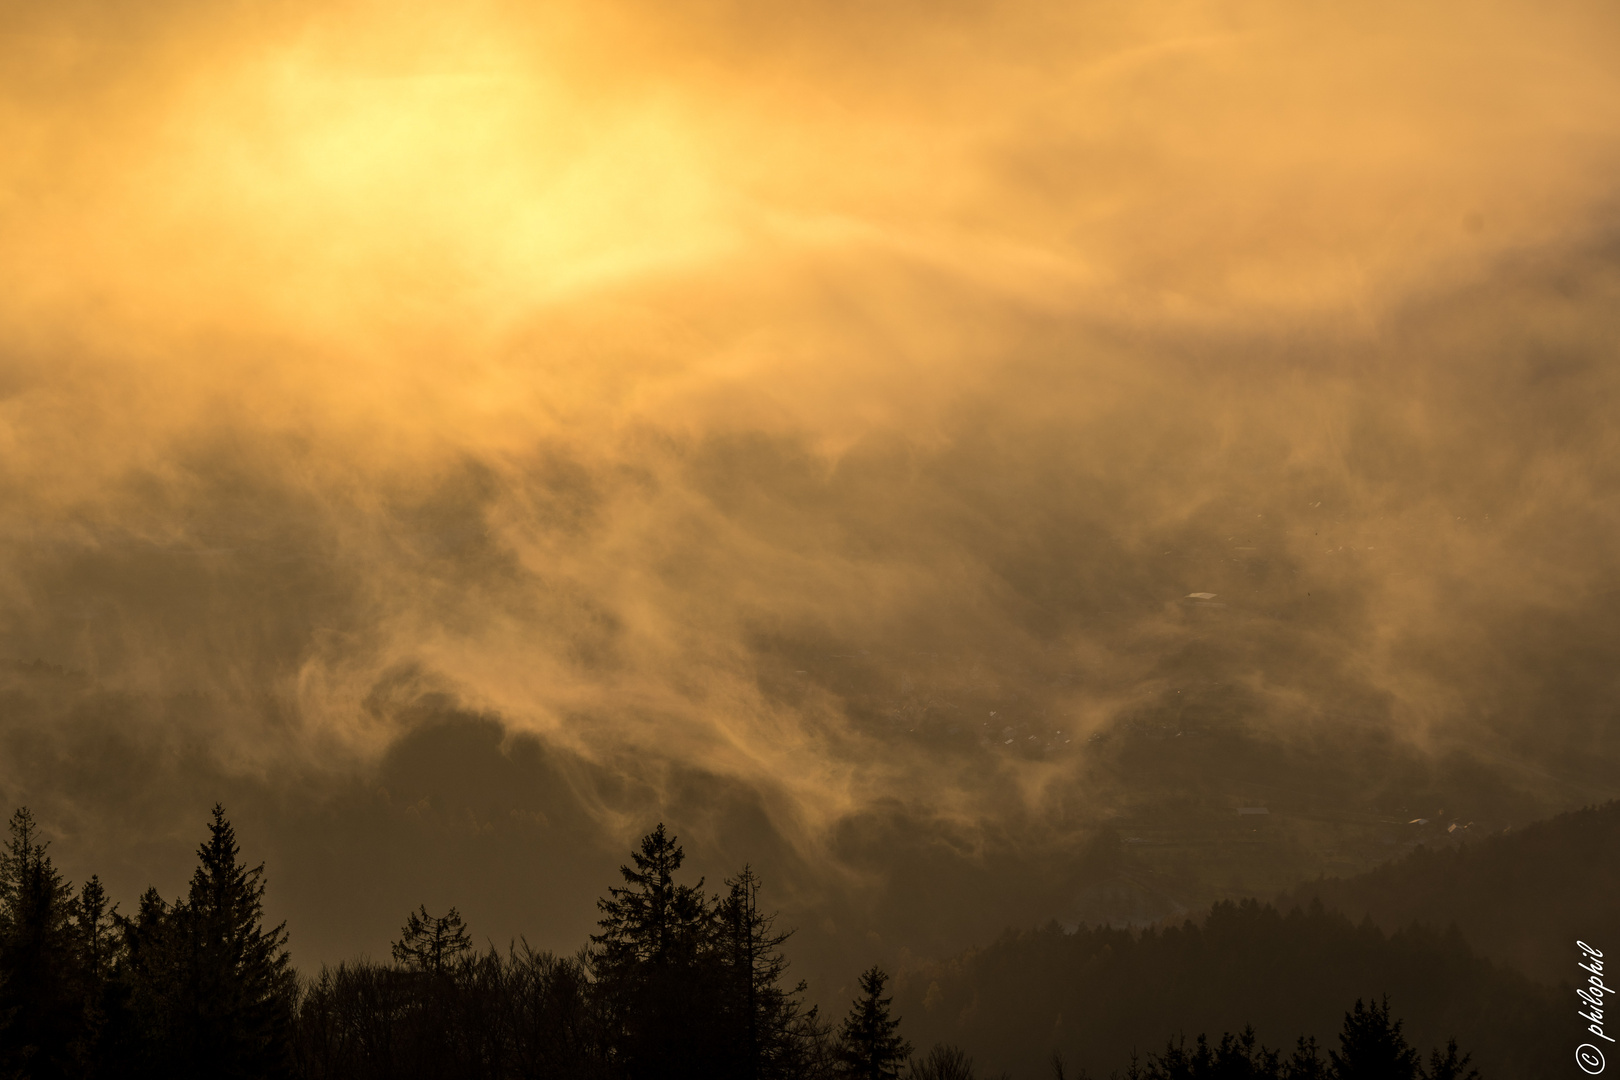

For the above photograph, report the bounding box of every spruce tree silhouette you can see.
[836,966,912,1080]
[717,864,818,1080]
[72,875,117,984]
[1420,1039,1479,1080]
[0,807,79,1080]
[591,823,720,1080]
[69,874,122,1068]
[1282,1036,1328,1080]
[1142,1027,1282,1079]
[139,804,296,1080]
[391,906,473,973]
[121,884,183,1076]
[1328,997,1420,1080]
[593,824,711,971]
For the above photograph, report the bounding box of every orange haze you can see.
[3,0,1619,965]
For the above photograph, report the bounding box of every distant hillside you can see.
[892,899,1566,1080]
[1277,799,1620,985]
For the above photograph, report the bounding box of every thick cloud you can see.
[1,0,1618,985]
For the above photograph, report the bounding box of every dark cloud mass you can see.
[1,0,1618,996]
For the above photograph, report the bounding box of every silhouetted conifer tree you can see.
[68,874,123,1075]
[1281,1036,1328,1080]
[592,824,711,972]
[590,823,721,1080]
[1328,997,1419,1080]
[122,806,294,1079]
[183,804,295,1077]
[120,885,183,1075]
[0,807,80,1080]
[71,877,118,985]
[1143,1028,1280,1080]
[717,865,820,1080]
[391,906,473,974]
[1419,1039,1479,1080]
[835,967,912,1080]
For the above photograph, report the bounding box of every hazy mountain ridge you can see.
[890,802,1617,1079]
[893,902,1558,1079]
[1276,799,1620,986]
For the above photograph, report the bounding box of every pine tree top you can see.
[1328,996,1422,1080]
[0,806,72,943]
[836,966,913,1080]
[392,905,473,973]
[591,823,712,970]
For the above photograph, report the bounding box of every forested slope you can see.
[893,899,1566,1079]
[1277,800,1619,985]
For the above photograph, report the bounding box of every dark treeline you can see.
[0,805,294,1079]
[298,823,847,1080]
[4,805,1495,1079]
[1071,996,1480,1080]
[0,808,902,1080]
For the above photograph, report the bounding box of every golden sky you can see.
[3,0,1620,961]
